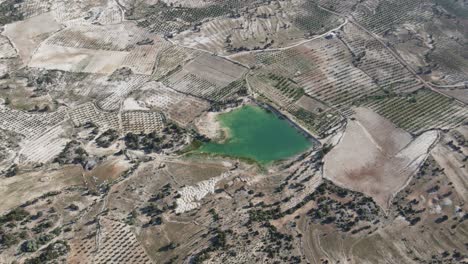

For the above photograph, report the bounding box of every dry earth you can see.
[323,107,438,209]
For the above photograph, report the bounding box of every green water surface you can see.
[198,105,313,164]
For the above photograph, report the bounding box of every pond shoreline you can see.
[196,103,315,164]
[253,101,320,146]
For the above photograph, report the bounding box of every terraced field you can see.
[162,53,248,101]
[361,89,468,134]
[172,0,343,55]
[317,0,468,85]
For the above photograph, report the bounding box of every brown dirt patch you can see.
[323,107,437,209]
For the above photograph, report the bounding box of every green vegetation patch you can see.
[129,1,245,34]
[360,89,468,133]
[0,0,25,25]
[294,1,341,34]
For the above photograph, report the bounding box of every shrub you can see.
[21,240,38,252]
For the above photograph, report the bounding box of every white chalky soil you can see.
[175,172,230,214]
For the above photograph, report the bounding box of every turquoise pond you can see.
[197,105,313,164]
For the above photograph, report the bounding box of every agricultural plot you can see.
[121,45,163,75]
[139,81,210,126]
[51,0,123,26]
[339,23,423,94]
[95,218,153,264]
[121,111,165,134]
[318,0,468,86]
[4,0,52,22]
[68,218,152,264]
[163,53,247,101]
[287,104,344,137]
[44,23,150,51]
[67,232,97,264]
[248,75,300,108]
[237,20,433,136]
[18,125,69,164]
[424,27,468,85]
[95,74,149,111]
[130,0,341,41]
[126,0,244,35]
[241,37,379,135]
[247,73,341,137]
[0,105,67,139]
[294,0,343,33]
[29,22,170,75]
[159,0,219,8]
[316,0,360,14]
[384,28,457,85]
[437,88,468,104]
[70,102,120,130]
[172,0,342,55]
[1,1,467,263]
[385,13,467,85]
[32,70,148,111]
[294,39,382,110]
[152,45,202,80]
[244,37,382,112]
[361,88,468,134]
[351,0,432,36]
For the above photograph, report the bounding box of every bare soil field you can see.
[323,107,437,209]
[28,22,169,74]
[3,12,62,64]
[29,45,130,74]
[43,22,150,51]
[0,165,84,212]
[83,157,132,191]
